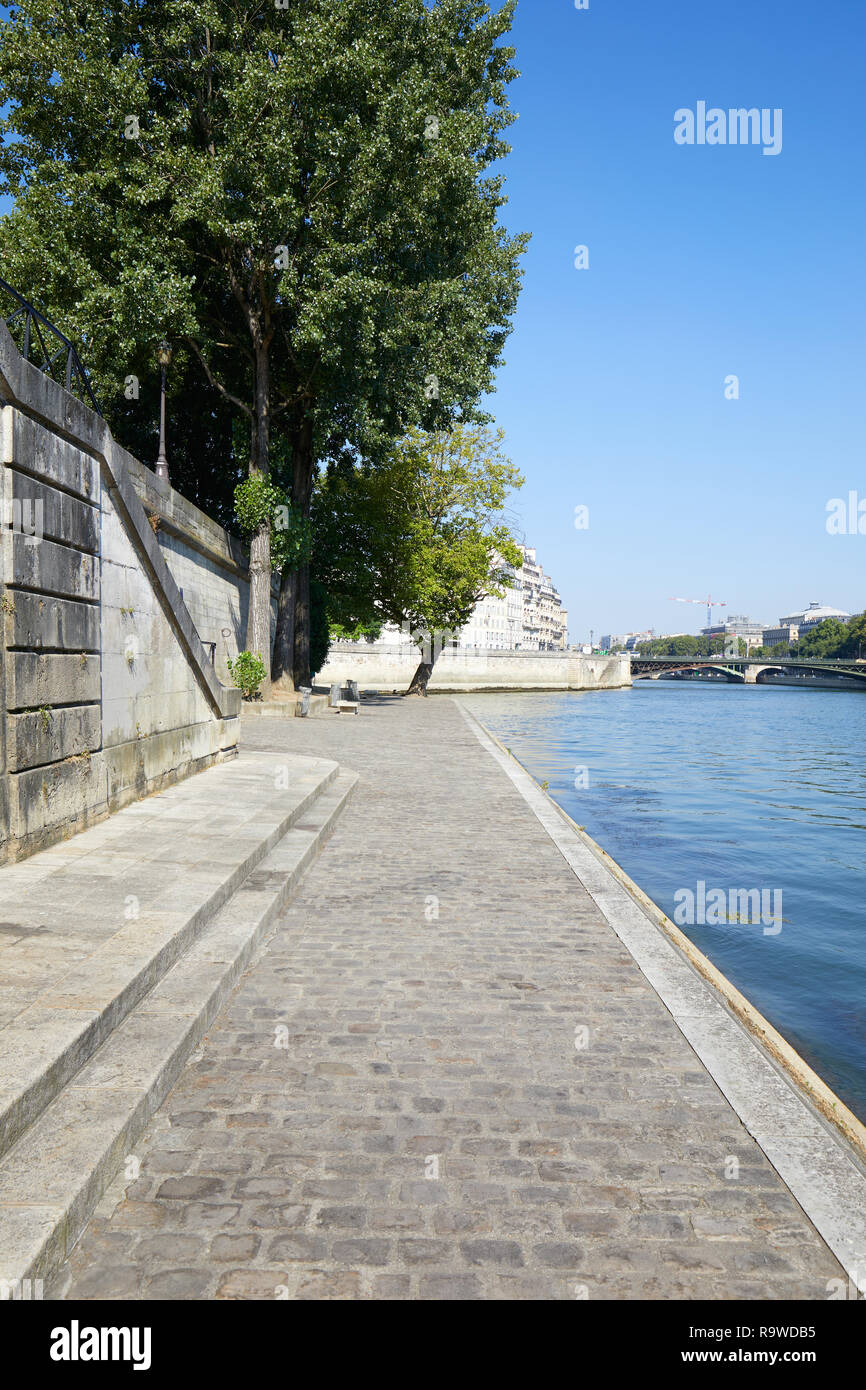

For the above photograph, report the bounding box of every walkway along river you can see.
[48,697,856,1300]
[461,682,866,1123]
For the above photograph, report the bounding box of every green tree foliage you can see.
[316,424,523,694]
[309,578,332,681]
[234,475,311,573]
[840,613,866,658]
[791,615,866,659]
[114,359,244,529]
[637,636,711,658]
[0,0,527,691]
[636,634,752,658]
[309,462,389,643]
[750,642,790,659]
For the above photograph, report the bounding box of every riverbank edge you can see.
[455,698,866,1289]
[317,647,632,695]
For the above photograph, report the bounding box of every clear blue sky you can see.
[486,0,866,642]
[2,1,864,642]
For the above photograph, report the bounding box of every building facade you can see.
[763,602,850,649]
[702,614,767,652]
[624,631,656,651]
[517,547,568,652]
[457,546,567,651]
[346,545,569,654]
[600,632,654,651]
[456,555,525,650]
[762,623,799,649]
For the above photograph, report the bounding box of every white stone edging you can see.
[456,698,866,1295]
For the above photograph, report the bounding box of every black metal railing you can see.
[0,276,102,415]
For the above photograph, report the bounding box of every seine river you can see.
[461,682,866,1122]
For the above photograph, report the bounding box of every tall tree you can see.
[793,619,849,659]
[0,0,527,691]
[316,424,524,695]
[840,613,866,659]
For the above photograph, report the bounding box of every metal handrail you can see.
[0,276,102,415]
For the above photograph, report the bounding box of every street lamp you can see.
[155,340,172,484]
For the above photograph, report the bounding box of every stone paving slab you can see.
[51,697,849,1300]
[0,769,357,1285]
[0,752,339,1161]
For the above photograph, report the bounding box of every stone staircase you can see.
[0,749,357,1287]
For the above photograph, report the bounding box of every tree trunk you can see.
[244,342,272,698]
[405,657,435,696]
[246,523,272,694]
[270,566,296,695]
[272,412,315,688]
[293,562,311,687]
[291,415,314,688]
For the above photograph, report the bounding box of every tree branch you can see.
[185,337,252,418]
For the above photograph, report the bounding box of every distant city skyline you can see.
[595,599,856,650]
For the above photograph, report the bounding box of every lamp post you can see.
[155,340,172,484]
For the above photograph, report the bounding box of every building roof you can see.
[780,602,850,626]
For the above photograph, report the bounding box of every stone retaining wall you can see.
[125,456,278,688]
[0,322,241,862]
[317,644,632,692]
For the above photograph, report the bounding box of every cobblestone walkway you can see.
[54,697,845,1299]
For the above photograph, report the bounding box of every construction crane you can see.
[669,595,727,630]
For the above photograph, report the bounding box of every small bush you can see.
[227,650,267,700]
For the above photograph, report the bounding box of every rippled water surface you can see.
[461,683,866,1121]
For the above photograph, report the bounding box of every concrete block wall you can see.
[0,322,241,863]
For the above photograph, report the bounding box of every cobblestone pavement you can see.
[54,697,845,1300]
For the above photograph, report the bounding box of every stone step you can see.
[0,768,358,1288]
[0,751,341,1165]
[240,694,330,718]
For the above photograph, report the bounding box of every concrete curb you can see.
[456,699,866,1294]
[0,769,358,1289]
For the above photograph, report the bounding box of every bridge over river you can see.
[630,655,866,686]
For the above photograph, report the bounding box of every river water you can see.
[461,683,866,1122]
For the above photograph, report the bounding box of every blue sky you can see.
[486,0,866,641]
[2,1,864,641]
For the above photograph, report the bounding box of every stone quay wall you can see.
[124,456,278,690]
[0,321,241,863]
[318,644,632,693]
